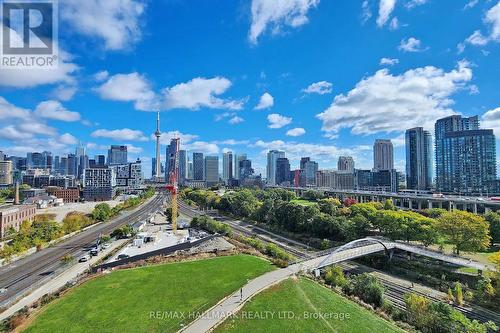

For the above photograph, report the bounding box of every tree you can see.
[324,265,347,287]
[92,203,112,221]
[485,212,500,245]
[349,273,385,307]
[404,293,431,329]
[317,198,341,216]
[453,282,464,306]
[436,211,491,254]
[302,190,323,201]
[383,199,395,210]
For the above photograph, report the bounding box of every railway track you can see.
[177,200,500,326]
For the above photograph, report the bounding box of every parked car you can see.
[0,287,7,294]
[79,254,91,262]
[101,243,110,249]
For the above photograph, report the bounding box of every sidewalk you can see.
[0,239,127,321]
[180,256,326,333]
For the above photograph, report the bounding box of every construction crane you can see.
[166,138,180,233]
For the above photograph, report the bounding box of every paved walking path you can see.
[180,255,327,333]
[0,239,127,321]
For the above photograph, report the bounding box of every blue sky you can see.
[0,0,499,177]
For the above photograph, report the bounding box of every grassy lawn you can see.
[215,278,405,333]
[24,255,274,333]
[290,199,317,207]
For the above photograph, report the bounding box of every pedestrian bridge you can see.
[316,238,492,271]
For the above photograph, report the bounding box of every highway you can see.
[0,192,166,308]
[177,200,500,326]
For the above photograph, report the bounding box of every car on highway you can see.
[90,247,100,256]
[101,243,110,249]
[117,254,130,260]
[79,254,91,262]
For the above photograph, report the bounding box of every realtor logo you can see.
[1,0,58,68]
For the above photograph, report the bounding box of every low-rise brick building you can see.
[0,204,36,238]
[46,187,80,203]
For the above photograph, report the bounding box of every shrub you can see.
[324,265,347,287]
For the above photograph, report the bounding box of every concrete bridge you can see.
[316,238,492,272]
[270,186,500,214]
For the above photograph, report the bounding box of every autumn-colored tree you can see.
[436,211,491,255]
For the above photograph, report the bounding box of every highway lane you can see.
[0,192,166,308]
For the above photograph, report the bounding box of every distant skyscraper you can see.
[0,160,13,185]
[435,115,496,194]
[300,157,310,170]
[0,151,4,161]
[338,156,355,172]
[405,127,432,190]
[373,139,394,171]
[95,155,106,166]
[266,150,285,185]
[67,154,77,177]
[166,138,180,183]
[303,160,319,186]
[193,153,204,181]
[108,145,128,165]
[204,156,219,186]
[222,151,233,182]
[239,159,254,180]
[276,158,291,185]
[234,154,247,180]
[154,112,162,179]
[179,150,188,183]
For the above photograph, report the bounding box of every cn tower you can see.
[154,111,161,179]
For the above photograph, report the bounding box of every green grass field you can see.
[24,255,274,333]
[215,278,405,333]
[290,199,317,207]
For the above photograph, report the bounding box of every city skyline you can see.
[0,1,499,178]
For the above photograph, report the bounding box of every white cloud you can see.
[61,0,145,50]
[255,92,274,109]
[0,126,34,140]
[481,107,500,137]
[212,139,250,145]
[229,116,244,124]
[464,0,479,10]
[361,0,372,24]
[162,77,244,111]
[462,2,500,49]
[0,97,30,119]
[380,57,399,66]
[183,141,220,154]
[18,122,57,136]
[59,133,78,145]
[377,0,396,27]
[268,113,292,129]
[51,85,78,101]
[124,144,143,154]
[398,37,426,52]
[249,0,320,44]
[94,71,110,82]
[34,100,81,122]
[156,131,199,146]
[302,81,333,95]
[389,17,400,30]
[91,128,148,141]
[95,72,158,111]
[316,61,473,135]
[286,127,306,137]
[405,0,427,9]
[466,30,489,46]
